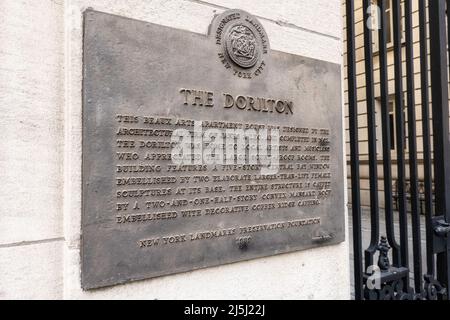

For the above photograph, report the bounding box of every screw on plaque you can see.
[312,230,334,243]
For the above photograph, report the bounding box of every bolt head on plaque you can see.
[211,9,270,78]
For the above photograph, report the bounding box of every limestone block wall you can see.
[0,0,65,299]
[0,0,349,300]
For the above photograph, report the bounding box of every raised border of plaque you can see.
[81,9,345,290]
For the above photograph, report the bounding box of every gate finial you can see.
[377,236,391,271]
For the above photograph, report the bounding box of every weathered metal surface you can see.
[82,9,344,289]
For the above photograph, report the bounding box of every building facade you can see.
[343,0,443,211]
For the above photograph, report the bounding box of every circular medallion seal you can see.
[210,9,270,79]
[226,25,259,69]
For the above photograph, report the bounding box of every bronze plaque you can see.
[82,9,345,289]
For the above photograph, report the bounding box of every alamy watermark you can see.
[366,4,382,31]
[366,265,382,290]
[171,121,280,175]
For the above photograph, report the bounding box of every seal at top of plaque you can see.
[210,9,270,79]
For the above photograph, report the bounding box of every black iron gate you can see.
[346,0,450,300]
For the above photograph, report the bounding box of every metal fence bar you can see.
[404,0,422,294]
[419,0,435,278]
[362,0,380,270]
[347,0,450,300]
[345,0,363,301]
[430,0,450,299]
[392,0,409,274]
[378,0,401,267]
